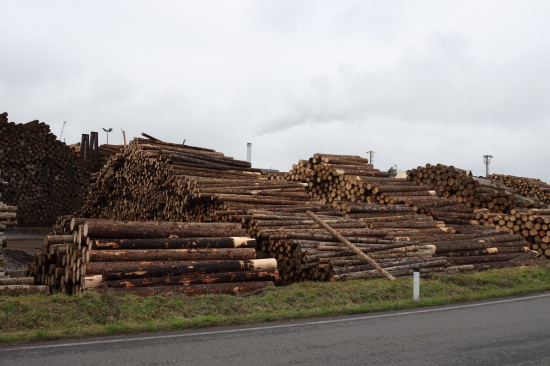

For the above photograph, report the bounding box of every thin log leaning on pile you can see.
[31,219,277,295]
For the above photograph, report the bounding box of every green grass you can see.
[2,264,550,343]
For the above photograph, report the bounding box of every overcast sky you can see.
[2,1,549,182]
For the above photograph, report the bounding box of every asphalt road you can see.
[2,293,550,366]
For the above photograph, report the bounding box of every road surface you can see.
[2,293,550,365]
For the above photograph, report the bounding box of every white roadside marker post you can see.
[413,267,420,302]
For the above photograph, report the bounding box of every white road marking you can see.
[2,292,550,352]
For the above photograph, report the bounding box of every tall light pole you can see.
[366,150,375,164]
[483,155,493,177]
[102,128,113,144]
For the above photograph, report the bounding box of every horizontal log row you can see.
[488,174,550,204]
[0,112,95,226]
[406,163,548,213]
[32,219,276,295]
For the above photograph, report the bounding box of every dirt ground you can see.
[1,239,42,272]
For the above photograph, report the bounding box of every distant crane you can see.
[60,121,67,142]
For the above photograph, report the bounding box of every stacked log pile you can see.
[476,208,550,258]
[335,202,532,273]
[230,206,447,282]
[1,171,18,247]
[0,112,94,226]
[0,176,47,293]
[69,143,124,171]
[79,141,446,282]
[31,218,277,295]
[406,164,550,257]
[269,154,534,273]
[406,164,547,213]
[488,174,550,204]
[272,154,478,226]
[78,143,537,284]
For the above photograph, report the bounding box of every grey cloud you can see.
[256,30,550,136]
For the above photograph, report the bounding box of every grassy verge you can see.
[2,264,550,343]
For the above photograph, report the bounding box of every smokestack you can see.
[247,143,252,165]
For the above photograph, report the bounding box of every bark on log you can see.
[89,248,257,262]
[306,211,396,281]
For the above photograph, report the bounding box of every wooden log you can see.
[88,237,257,250]
[0,285,50,295]
[101,269,279,288]
[44,234,75,245]
[88,248,256,262]
[306,211,396,281]
[102,258,277,280]
[0,277,35,285]
[83,220,246,239]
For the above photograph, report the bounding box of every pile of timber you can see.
[78,141,446,282]
[271,154,478,226]
[31,218,277,295]
[0,181,46,293]
[0,262,47,295]
[78,143,538,283]
[270,154,384,205]
[0,112,94,226]
[269,154,535,273]
[68,143,124,171]
[476,208,550,258]
[488,174,550,204]
[333,202,534,273]
[1,171,18,247]
[406,164,547,213]
[234,206,448,282]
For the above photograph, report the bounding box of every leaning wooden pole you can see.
[306,210,396,281]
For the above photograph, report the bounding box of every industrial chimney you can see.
[247,143,252,165]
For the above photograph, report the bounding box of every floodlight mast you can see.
[102,128,113,144]
[483,155,493,177]
[366,150,375,164]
